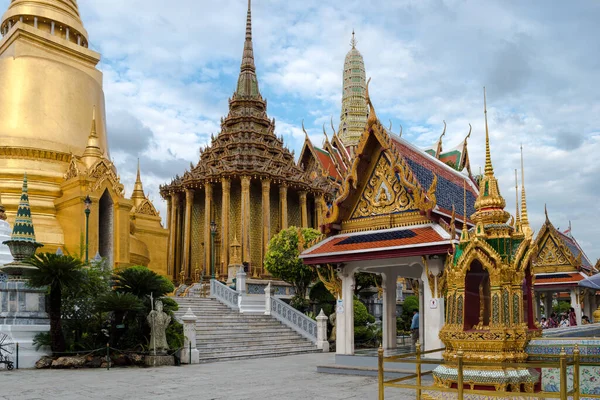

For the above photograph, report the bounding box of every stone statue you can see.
[147,300,171,355]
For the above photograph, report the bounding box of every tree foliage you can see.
[25,253,85,353]
[264,227,321,300]
[113,265,174,298]
[354,272,382,297]
[397,295,419,332]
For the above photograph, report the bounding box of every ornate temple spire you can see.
[235,0,261,98]
[10,174,36,242]
[131,158,146,207]
[514,169,521,231]
[472,88,510,228]
[338,30,368,151]
[82,106,103,168]
[520,144,533,238]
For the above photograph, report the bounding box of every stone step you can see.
[198,348,321,363]
[195,337,310,347]
[195,326,293,333]
[200,342,318,356]
[195,332,303,341]
[194,321,284,328]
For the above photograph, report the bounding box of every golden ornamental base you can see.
[432,365,539,393]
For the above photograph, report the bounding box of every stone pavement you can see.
[0,353,418,400]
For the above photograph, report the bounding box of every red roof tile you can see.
[302,225,449,258]
[314,147,342,181]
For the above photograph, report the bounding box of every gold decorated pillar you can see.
[279,184,288,230]
[182,188,194,278]
[315,194,324,230]
[204,183,213,277]
[261,179,271,274]
[168,193,178,278]
[299,191,308,228]
[221,178,230,276]
[241,176,251,263]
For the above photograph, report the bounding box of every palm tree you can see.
[113,266,174,299]
[25,253,84,353]
[96,292,144,346]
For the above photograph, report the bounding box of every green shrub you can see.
[166,320,184,350]
[354,298,375,326]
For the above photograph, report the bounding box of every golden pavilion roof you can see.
[161,0,331,195]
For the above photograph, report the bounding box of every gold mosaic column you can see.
[168,193,178,279]
[183,189,194,278]
[299,191,308,228]
[315,194,324,229]
[204,183,213,277]
[221,178,230,277]
[261,179,271,275]
[279,184,288,230]
[241,176,251,263]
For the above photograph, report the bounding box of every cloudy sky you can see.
[5,0,599,261]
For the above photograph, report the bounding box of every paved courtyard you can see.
[0,353,417,400]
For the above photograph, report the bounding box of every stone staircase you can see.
[173,297,320,363]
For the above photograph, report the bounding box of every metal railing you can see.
[210,279,239,310]
[270,297,317,343]
[378,343,600,400]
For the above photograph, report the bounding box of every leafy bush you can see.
[290,295,310,313]
[264,227,321,299]
[354,298,375,326]
[166,320,184,350]
[309,281,335,316]
[397,295,419,332]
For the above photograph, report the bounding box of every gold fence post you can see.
[559,347,567,400]
[573,344,580,400]
[457,348,464,400]
[378,345,384,400]
[416,341,422,400]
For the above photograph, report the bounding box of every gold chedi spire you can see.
[514,169,521,231]
[131,158,146,207]
[235,0,260,98]
[1,0,88,45]
[520,144,533,238]
[472,88,510,228]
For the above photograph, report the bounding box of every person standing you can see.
[410,310,419,346]
[569,307,577,326]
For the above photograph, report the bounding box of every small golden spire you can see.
[350,30,357,49]
[483,87,494,177]
[131,158,146,206]
[514,169,520,231]
[82,106,103,167]
[520,144,532,238]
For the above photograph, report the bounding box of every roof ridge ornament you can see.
[365,78,377,127]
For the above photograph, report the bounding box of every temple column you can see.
[570,288,582,326]
[421,257,445,353]
[299,191,308,228]
[279,184,288,230]
[336,266,356,355]
[167,194,177,279]
[584,290,594,320]
[261,179,271,275]
[204,183,213,277]
[545,293,554,319]
[241,176,251,264]
[534,292,542,321]
[382,271,399,351]
[221,178,230,277]
[182,189,194,278]
[315,194,324,230]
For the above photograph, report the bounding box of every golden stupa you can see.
[0,0,168,273]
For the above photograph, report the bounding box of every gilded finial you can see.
[366,78,377,126]
[90,105,97,137]
[132,158,145,205]
[399,124,403,137]
[514,169,520,231]
[330,117,337,137]
[466,123,472,141]
[435,121,446,158]
[483,87,494,176]
[520,144,532,238]
[544,203,549,222]
[136,158,141,183]
[350,30,357,49]
[323,123,329,143]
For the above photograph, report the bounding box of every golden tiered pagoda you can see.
[160,0,332,282]
[434,90,541,392]
[0,0,167,273]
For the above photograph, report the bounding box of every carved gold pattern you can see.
[317,265,342,299]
